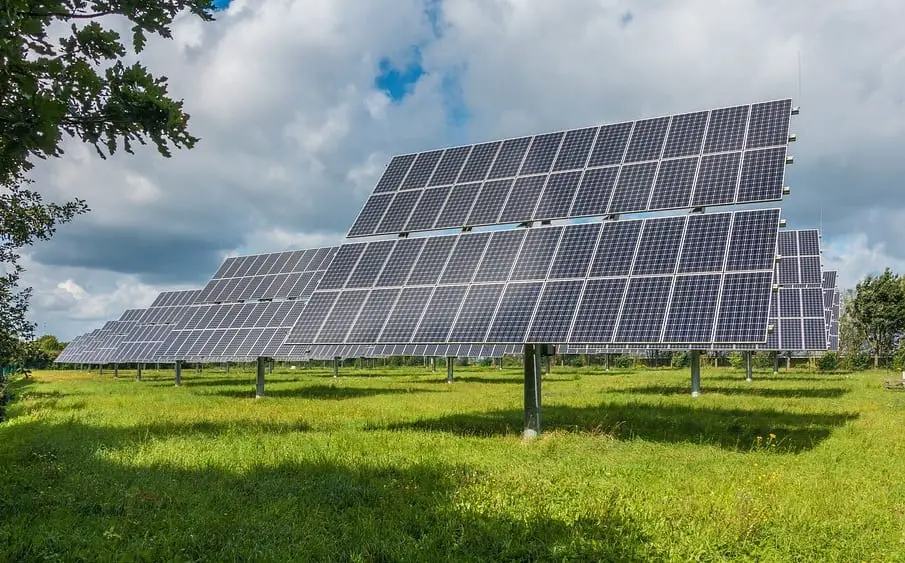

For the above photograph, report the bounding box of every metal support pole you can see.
[136,363,142,381]
[446,357,454,383]
[545,355,551,375]
[523,344,542,439]
[99,364,103,376]
[786,353,791,370]
[175,360,182,387]
[605,353,610,372]
[113,363,118,378]
[196,364,201,374]
[773,353,779,376]
[690,350,701,397]
[430,357,435,372]
[745,351,753,382]
[256,357,265,399]
[226,361,230,374]
[333,357,340,378]
[269,359,274,374]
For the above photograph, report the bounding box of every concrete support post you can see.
[333,357,340,378]
[605,354,610,372]
[545,355,551,375]
[175,360,182,387]
[136,364,142,381]
[773,353,779,376]
[226,362,230,374]
[523,344,542,439]
[786,354,791,370]
[446,357,454,383]
[256,357,266,399]
[430,357,435,372]
[113,363,119,378]
[99,364,103,376]
[745,351,753,382]
[269,359,274,374]
[690,350,701,397]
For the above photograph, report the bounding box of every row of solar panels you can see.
[56,232,840,364]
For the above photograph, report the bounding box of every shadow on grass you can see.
[621,384,850,399]
[424,374,580,385]
[0,419,658,561]
[375,402,857,453]
[212,384,438,400]
[705,374,843,383]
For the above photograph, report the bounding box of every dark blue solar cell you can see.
[553,127,597,171]
[570,278,628,343]
[439,232,492,284]
[376,238,425,287]
[631,216,686,275]
[780,288,802,317]
[803,318,826,350]
[401,150,443,190]
[486,282,543,342]
[691,152,741,207]
[570,167,618,217]
[499,176,545,223]
[613,276,673,342]
[663,274,721,343]
[737,147,786,203]
[780,318,803,350]
[797,230,820,256]
[405,186,451,232]
[317,244,366,290]
[526,280,583,343]
[408,236,457,285]
[473,230,525,283]
[649,157,697,210]
[662,111,707,158]
[348,193,393,237]
[435,183,481,229]
[587,122,632,167]
[378,287,433,343]
[713,271,773,343]
[799,256,822,285]
[315,291,368,344]
[457,142,500,183]
[347,291,398,341]
[285,291,338,344]
[345,240,395,289]
[778,257,799,285]
[510,227,562,281]
[725,209,780,271]
[374,154,416,193]
[777,230,797,257]
[413,286,468,342]
[623,117,669,163]
[801,288,824,317]
[488,137,531,179]
[520,132,564,175]
[534,171,581,220]
[376,190,422,233]
[428,146,471,186]
[466,180,513,225]
[588,220,642,277]
[607,162,657,214]
[448,284,505,341]
[704,105,749,153]
[746,99,792,149]
[550,223,601,278]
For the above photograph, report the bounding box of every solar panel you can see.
[287,208,780,349]
[348,99,793,238]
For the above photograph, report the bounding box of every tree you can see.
[849,269,905,368]
[838,290,866,359]
[0,1,215,365]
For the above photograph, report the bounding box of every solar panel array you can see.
[286,208,781,354]
[197,247,334,304]
[113,290,202,362]
[824,270,840,350]
[348,100,792,238]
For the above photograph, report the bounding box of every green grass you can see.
[2,364,905,561]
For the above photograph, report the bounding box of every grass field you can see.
[1,363,904,561]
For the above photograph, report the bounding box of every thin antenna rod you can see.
[797,50,802,98]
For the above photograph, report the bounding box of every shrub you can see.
[612,355,633,369]
[817,352,838,372]
[727,352,744,369]
[753,351,776,369]
[847,351,872,371]
[671,351,689,368]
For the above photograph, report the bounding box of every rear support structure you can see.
[256,357,266,399]
[113,363,118,378]
[446,357,454,383]
[745,351,753,382]
[523,344,542,439]
[333,357,340,378]
[136,364,142,382]
[690,350,701,397]
[175,360,182,387]
[773,353,779,376]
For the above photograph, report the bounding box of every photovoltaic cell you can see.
[570,278,627,342]
[377,189,422,233]
[608,162,657,213]
[649,157,697,210]
[691,152,741,207]
[737,147,786,203]
[349,193,393,236]
[510,227,562,281]
[473,230,525,283]
[747,100,792,149]
[725,209,780,271]
[534,171,581,219]
[376,238,425,287]
[662,111,708,158]
[499,176,544,223]
[346,288,400,343]
[587,122,632,167]
[631,216,685,275]
[570,167,618,217]
[317,244,366,290]
[435,183,481,228]
[663,274,721,342]
[488,137,531,179]
[345,240,394,288]
[613,276,672,342]
[623,117,669,163]
[553,127,597,171]
[439,232,491,284]
[520,132,563,175]
[414,286,467,341]
[486,282,543,342]
[798,230,820,256]
[457,142,500,183]
[550,223,601,278]
[405,186,450,231]
[428,146,471,186]
[703,105,749,153]
[401,150,443,190]
[714,271,773,342]
[780,288,802,317]
[407,237,456,286]
[588,221,642,277]
[466,180,512,225]
[378,287,433,342]
[374,154,416,193]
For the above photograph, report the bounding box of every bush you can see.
[753,352,776,369]
[671,351,689,368]
[845,351,872,371]
[727,352,744,369]
[817,352,838,372]
[612,355,633,369]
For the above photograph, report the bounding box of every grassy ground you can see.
[1,363,904,561]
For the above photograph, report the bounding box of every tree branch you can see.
[19,10,118,20]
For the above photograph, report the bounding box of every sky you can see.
[20,0,905,340]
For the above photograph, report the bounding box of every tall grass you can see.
[1,364,903,561]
